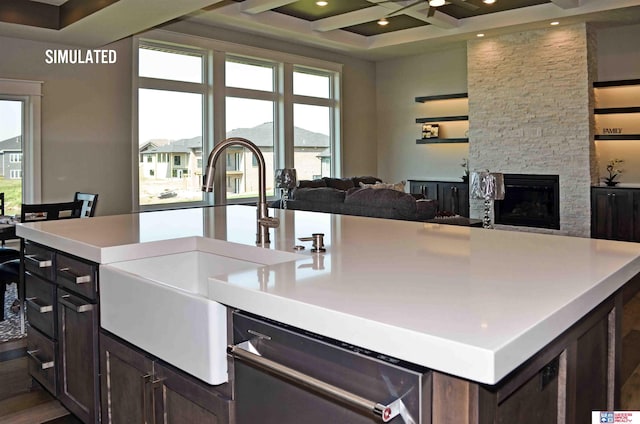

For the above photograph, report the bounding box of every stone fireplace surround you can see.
[466,23,597,237]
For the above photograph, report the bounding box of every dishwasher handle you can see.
[228,342,400,423]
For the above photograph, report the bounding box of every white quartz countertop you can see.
[16,205,640,385]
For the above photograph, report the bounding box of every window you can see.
[293,68,336,180]
[137,43,206,208]
[135,34,341,209]
[0,80,42,216]
[225,91,275,199]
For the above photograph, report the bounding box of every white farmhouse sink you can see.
[100,251,263,385]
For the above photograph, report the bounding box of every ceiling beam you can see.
[241,0,298,15]
[551,0,581,8]
[312,0,458,32]
[312,6,387,32]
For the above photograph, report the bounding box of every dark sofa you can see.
[274,176,438,222]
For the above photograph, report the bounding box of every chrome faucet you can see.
[202,137,279,247]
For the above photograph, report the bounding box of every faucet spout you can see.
[202,137,278,246]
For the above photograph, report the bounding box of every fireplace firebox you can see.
[494,174,560,230]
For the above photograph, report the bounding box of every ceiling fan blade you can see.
[427,6,436,17]
[386,0,424,16]
[448,0,480,11]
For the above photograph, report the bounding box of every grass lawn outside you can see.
[0,178,22,216]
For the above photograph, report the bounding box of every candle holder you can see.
[470,171,505,229]
[275,168,297,210]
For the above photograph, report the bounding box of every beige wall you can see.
[0,35,133,216]
[0,24,377,215]
[375,44,469,185]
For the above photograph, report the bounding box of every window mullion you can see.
[282,63,294,169]
[139,77,206,94]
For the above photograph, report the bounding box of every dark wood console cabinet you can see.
[409,179,470,217]
[591,186,640,242]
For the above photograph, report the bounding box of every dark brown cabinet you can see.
[409,179,470,217]
[591,187,640,241]
[23,242,100,424]
[100,331,232,424]
[57,287,100,423]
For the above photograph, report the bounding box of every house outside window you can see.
[9,153,21,163]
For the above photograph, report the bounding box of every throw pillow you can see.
[351,176,382,186]
[359,180,406,192]
[297,179,327,188]
[323,177,355,191]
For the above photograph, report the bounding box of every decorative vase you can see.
[605,181,619,187]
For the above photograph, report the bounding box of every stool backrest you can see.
[21,201,83,222]
[74,192,98,218]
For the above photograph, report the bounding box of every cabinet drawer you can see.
[25,272,56,339]
[24,243,55,281]
[27,326,57,396]
[57,253,97,300]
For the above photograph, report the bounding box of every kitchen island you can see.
[16,205,640,423]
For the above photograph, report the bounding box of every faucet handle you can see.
[298,233,325,253]
[258,216,280,228]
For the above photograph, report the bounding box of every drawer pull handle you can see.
[229,341,402,423]
[26,297,53,313]
[58,267,91,284]
[27,349,54,370]
[25,255,52,268]
[59,294,94,313]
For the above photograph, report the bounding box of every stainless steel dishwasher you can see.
[229,310,430,424]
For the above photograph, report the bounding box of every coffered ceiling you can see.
[1,0,640,59]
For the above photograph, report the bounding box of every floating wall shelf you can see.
[593,80,640,140]
[415,92,469,144]
[416,138,469,144]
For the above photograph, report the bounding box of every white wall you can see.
[375,44,468,185]
[0,35,133,216]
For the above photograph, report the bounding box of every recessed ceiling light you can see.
[429,0,446,7]
[550,21,560,25]
[378,17,389,26]
[477,33,485,37]
[483,0,496,4]
[316,1,328,6]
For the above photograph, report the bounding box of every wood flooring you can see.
[0,339,80,424]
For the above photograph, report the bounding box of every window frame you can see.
[0,78,43,205]
[134,41,210,211]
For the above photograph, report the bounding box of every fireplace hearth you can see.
[494,174,560,230]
